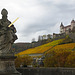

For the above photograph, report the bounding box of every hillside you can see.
[16,37,72,56]
[44,43,75,67]
[11,39,51,54]
[11,43,32,54]
[46,43,75,54]
[11,41,42,54]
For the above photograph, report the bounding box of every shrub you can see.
[15,55,33,68]
[44,50,71,67]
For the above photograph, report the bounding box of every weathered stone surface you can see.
[0,8,20,75]
[17,68,75,75]
[0,56,21,75]
[0,72,21,75]
[0,8,18,54]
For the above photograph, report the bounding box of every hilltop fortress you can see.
[60,20,75,34]
[53,20,75,41]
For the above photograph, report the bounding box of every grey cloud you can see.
[0,0,75,42]
[16,0,75,42]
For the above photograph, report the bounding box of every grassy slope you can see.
[46,43,75,54]
[16,39,64,56]
[16,37,75,56]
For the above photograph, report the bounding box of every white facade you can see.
[60,20,75,34]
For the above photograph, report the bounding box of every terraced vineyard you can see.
[16,39,65,56]
[46,43,75,54]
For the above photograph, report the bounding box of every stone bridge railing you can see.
[17,67,75,75]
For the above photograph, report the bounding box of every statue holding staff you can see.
[0,8,21,75]
[0,8,18,54]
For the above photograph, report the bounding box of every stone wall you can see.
[68,33,75,42]
[17,67,75,75]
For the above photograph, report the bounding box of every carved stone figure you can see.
[0,8,18,54]
[0,9,21,75]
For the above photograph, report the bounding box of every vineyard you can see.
[44,43,75,67]
[15,37,75,67]
[16,37,72,56]
[46,43,75,54]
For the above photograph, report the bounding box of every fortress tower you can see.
[71,19,75,30]
[60,22,64,34]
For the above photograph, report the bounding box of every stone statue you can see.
[0,8,18,54]
[0,9,21,75]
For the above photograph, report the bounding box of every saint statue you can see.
[0,8,18,54]
[0,8,21,75]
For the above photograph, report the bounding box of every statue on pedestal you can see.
[0,8,18,54]
[0,8,21,75]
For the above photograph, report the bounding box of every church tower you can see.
[60,22,64,34]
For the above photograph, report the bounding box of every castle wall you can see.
[68,33,75,42]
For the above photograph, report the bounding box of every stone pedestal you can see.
[0,54,21,75]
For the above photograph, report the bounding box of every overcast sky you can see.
[0,0,75,43]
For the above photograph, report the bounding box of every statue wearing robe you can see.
[0,9,18,54]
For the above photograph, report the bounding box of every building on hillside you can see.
[53,19,75,39]
[60,19,75,34]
